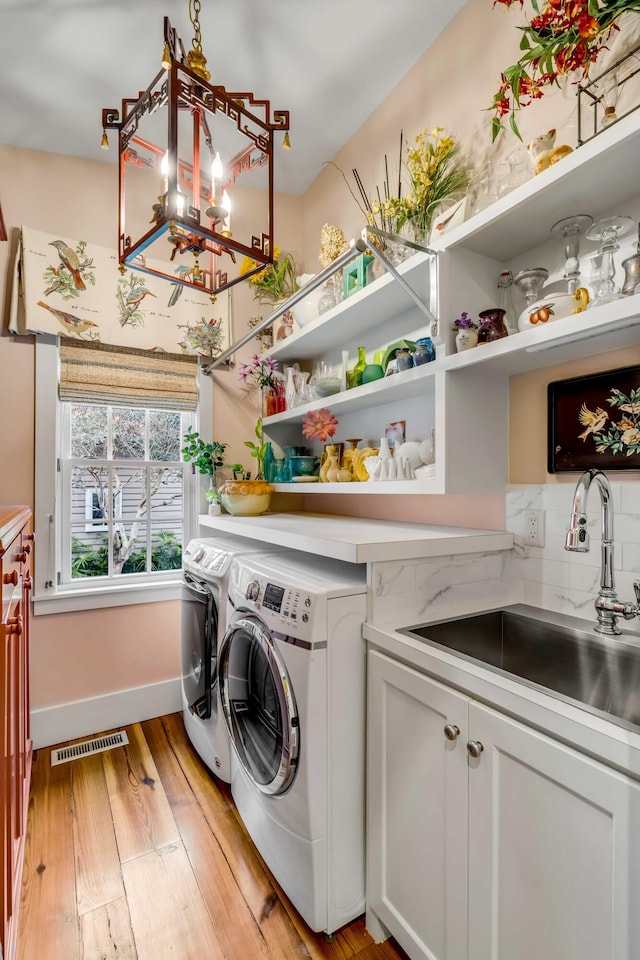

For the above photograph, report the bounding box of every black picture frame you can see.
[547,364,640,473]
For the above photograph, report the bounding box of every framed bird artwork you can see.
[548,364,640,473]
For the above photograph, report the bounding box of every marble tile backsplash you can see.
[368,481,640,634]
[506,481,640,635]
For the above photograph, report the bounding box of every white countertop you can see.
[198,512,513,564]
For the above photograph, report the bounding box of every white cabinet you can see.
[367,649,640,960]
[367,651,468,960]
[260,110,640,497]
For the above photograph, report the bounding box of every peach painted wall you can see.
[30,603,180,708]
[300,1,587,269]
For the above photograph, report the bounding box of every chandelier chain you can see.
[189,0,203,54]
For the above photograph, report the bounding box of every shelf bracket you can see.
[202,225,440,373]
[361,226,440,341]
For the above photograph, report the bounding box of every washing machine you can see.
[218,550,368,935]
[181,534,282,781]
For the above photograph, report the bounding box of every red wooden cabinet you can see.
[0,507,33,959]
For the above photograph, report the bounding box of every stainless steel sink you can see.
[399,605,640,730]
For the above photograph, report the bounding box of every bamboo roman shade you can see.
[59,340,198,411]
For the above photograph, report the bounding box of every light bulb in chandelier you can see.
[283,131,291,151]
[161,41,172,71]
[100,129,109,150]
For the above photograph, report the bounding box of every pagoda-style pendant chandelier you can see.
[101,1,290,301]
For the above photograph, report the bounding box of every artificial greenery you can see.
[181,427,228,475]
[490,0,640,141]
[239,244,299,305]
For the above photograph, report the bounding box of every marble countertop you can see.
[198,512,513,564]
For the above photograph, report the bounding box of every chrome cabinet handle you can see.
[466,740,484,759]
[444,724,460,742]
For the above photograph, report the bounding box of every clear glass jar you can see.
[497,271,517,335]
[413,337,435,365]
[396,348,413,371]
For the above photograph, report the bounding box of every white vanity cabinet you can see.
[260,110,640,497]
[367,649,640,960]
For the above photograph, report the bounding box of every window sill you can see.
[33,579,183,615]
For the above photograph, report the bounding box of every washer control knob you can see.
[302,612,309,623]
[246,580,260,602]
[304,597,311,607]
[193,547,205,563]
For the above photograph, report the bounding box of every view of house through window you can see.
[62,403,193,584]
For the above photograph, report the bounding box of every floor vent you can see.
[51,730,129,766]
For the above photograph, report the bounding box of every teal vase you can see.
[362,363,384,383]
[263,442,276,483]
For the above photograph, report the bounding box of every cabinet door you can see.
[367,650,468,960]
[468,701,640,960]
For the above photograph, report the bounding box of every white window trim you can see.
[34,337,212,614]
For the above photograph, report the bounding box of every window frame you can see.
[34,337,211,614]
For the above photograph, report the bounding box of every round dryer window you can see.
[218,616,299,795]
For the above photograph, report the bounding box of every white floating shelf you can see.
[264,252,433,361]
[435,112,640,261]
[263,360,439,427]
[272,478,441,495]
[440,294,640,377]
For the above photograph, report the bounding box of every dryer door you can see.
[219,615,299,796]
[181,574,219,720]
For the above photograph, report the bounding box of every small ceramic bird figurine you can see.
[578,403,609,441]
[48,240,86,290]
[37,300,98,338]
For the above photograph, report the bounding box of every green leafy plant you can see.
[228,463,252,480]
[243,418,268,479]
[239,244,299,305]
[181,428,228,476]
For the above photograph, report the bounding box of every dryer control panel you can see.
[235,568,318,640]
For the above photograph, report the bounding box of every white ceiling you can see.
[1,0,467,196]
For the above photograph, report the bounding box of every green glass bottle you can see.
[352,346,367,387]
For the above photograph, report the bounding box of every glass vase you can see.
[262,385,277,418]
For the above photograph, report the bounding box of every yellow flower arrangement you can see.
[239,244,299,305]
[370,128,470,237]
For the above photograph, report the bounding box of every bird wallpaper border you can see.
[548,365,640,473]
[9,225,230,358]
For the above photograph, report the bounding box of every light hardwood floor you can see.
[17,713,408,960]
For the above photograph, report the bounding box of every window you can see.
[61,403,193,586]
[34,339,210,612]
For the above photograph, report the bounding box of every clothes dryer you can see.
[181,535,280,781]
[218,550,367,935]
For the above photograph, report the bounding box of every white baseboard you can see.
[30,677,182,749]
